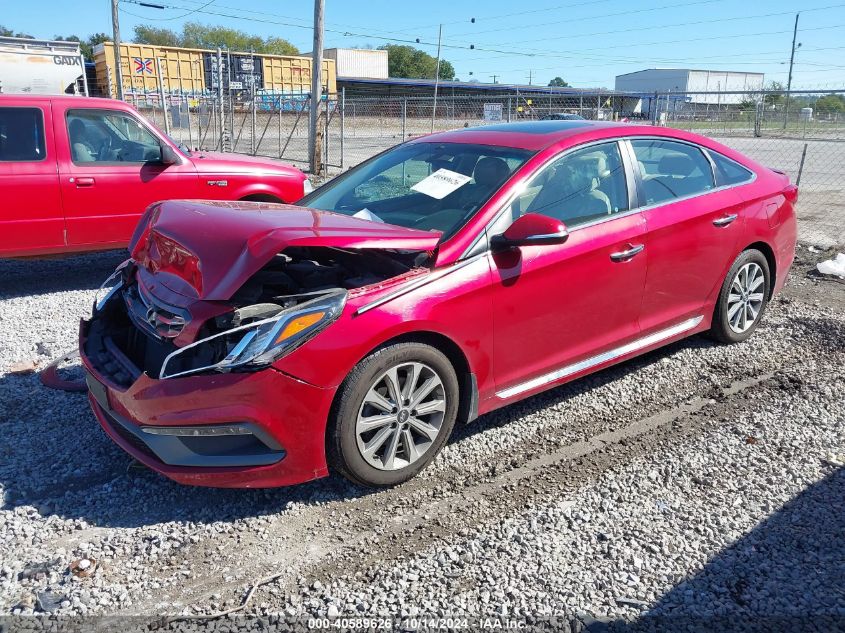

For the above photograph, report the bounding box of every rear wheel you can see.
[328,343,459,487]
[710,249,770,343]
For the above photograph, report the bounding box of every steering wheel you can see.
[98,136,113,161]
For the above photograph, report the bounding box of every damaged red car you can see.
[80,121,797,488]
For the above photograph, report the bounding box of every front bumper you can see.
[80,319,335,488]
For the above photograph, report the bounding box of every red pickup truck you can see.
[0,95,309,258]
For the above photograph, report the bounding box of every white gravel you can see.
[0,245,843,630]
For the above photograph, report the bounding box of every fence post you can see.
[507,96,512,122]
[340,87,345,170]
[278,102,283,159]
[251,89,257,155]
[754,99,763,137]
[216,47,225,152]
[185,96,193,149]
[155,58,171,137]
[402,98,407,139]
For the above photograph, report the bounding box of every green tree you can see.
[548,76,570,87]
[0,25,34,38]
[263,36,300,56]
[132,22,298,55]
[814,93,845,114]
[133,25,180,47]
[54,32,109,60]
[763,81,785,107]
[379,44,455,80]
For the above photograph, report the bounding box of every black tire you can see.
[710,249,771,344]
[327,342,459,488]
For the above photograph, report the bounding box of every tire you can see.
[327,342,459,488]
[710,249,771,344]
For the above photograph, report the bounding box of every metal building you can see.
[615,69,765,104]
[323,48,388,80]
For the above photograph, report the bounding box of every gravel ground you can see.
[0,243,843,631]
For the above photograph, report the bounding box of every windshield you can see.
[301,142,534,239]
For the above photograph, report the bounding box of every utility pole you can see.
[784,12,800,129]
[110,0,124,100]
[527,70,533,85]
[308,0,325,175]
[490,74,498,84]
[431,24,442,134]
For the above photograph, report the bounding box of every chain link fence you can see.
[110,82,844,246]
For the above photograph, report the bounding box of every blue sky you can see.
[3,0,844,87]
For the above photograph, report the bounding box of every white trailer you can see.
[0,36,87,95]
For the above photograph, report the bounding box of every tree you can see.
[263,36,299,56]
[132,22,298,55]
[763,81,785,107]
[548,76,570,87]
[54,32,109,60]
[133,25,180,47]
[0,25,34,38]
[814,93,845,114]
[379,44,455,80]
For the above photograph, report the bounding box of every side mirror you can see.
[490,213,569,251]
[160,144,179,166]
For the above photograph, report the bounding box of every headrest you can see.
[69,118,87,137]
[474,156,510,187]
[658,153,695,177]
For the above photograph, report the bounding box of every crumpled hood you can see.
[129,200,441,301]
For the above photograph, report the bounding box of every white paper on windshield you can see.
[411,168,472,200]
[353,208,385,223]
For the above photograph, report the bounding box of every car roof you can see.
[409,120,662,151]
[0,94,129,107]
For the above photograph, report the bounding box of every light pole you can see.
[309,0,325,175]
[110,0,124,99]
[431,24,443,134]
[784,12,801,129]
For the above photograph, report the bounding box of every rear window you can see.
[0,107,46,162]
[709,151,754,187]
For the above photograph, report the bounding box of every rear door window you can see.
[0,107,46,161]
[631,139,715,205]
[708,150,754,187]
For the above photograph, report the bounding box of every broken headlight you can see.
[159,290,346,379]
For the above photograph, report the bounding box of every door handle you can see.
[73,177,95,187]
[713,213,738,227]
[610,244,645,262]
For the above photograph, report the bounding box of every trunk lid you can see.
[130,200,441,300]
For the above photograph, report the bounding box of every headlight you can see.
[160,290,346,379]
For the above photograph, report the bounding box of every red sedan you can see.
[80,121,797,488]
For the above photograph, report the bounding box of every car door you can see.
[55,104,198,247]
[627,138,745,334]
[0,100,65,257]
[488,140,648,399]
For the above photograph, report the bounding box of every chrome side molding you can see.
[495,315,704,400]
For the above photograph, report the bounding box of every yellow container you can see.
[94,42,337,97]
[261,54,336,94]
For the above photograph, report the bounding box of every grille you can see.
[124,281,189,340]
[98,403,160,462]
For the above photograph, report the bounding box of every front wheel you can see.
[327,343,459,487]
[710,249,771,344]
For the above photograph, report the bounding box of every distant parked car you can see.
[542,112,586,121]
[81,120,797,489]
[0,94,309,258]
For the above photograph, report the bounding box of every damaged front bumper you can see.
[80,318,336,488]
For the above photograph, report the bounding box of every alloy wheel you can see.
[727,262,765,334]
[355,362,447,471]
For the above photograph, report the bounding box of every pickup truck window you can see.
[67,109,163,164]
[0,107,46,162]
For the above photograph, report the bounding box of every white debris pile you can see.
[816,252,845,278]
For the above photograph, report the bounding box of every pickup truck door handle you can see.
[713,213,738,227]
[610,244,645,262]
[73,177,95,188]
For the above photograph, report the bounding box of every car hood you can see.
[129,200,442,300]
[189,151,303,176]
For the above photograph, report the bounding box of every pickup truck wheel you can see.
[328,343,459,488]
[710,249,770,344]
